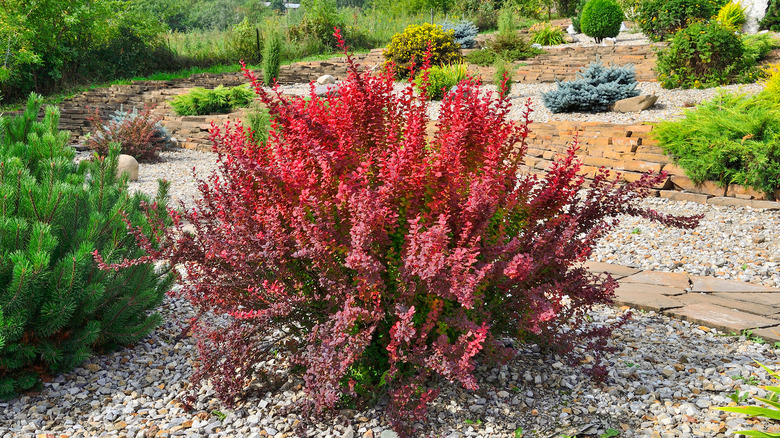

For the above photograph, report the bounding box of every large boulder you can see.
[117,154,139,181]
[612,95,658,113]
[316,74,337,85]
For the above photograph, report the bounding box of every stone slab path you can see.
[585,261,780,342]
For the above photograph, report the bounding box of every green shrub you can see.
[530,22,566,45]
[637,0,727,41]
[465,49,497,66]
[0,94,173,398]
[226,18,263,64]
[655,21,757,89]
[716,0,747,30]
[493,58,514,98]
[243,102,272,146]
[542,61,639,113]
[497,7,516,37]
[263,28,283,85]
[488,32,541,62]
[580,0,624,43]
[742,33,779,66]
[170,85,255,116]
[571,0,590,32]
[414,63,468,100]
[384,23,463,78]
[760,0,780,31]
[654,91,780,198]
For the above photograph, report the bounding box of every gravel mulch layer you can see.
[5,74,779,437]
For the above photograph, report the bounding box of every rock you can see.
[611,94,658,113]
[314,84,339,97]
[531,43,543,49]
[379,431,399,438]
[316,74,337,85]
[343,427,355,438]
[117,154,139,181]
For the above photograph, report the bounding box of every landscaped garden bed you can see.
[3,2,780,436]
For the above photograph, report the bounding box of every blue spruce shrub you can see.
[542,61,639,113]
[440,19,479,49]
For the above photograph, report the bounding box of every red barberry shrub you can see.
[140,29,699,435]
[87,105,169,162]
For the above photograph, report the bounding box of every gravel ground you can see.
[4,63,780,437]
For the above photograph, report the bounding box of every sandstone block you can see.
[612,95,658,113]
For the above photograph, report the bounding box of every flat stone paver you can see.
[665,303,780,333]
[750,326,780,343]
[585,263,780,342]
[674,293,780,316]
[613,283,685,311]
[584,261,642,279]
[690,276,779,293]
[620,270,691,290]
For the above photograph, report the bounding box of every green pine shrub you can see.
[414,63,468,100]
[760,0,780,30]
[654,21,769,89]
[580,0,624,43]
[170,85,255,116]
[716,0,747,30]
[530,22,566,45]
[0,93,174,398]
[440,19,479,49]
[384,23,463,78]
[542,61,639,113]
[263,28,283,86]
[637,0,727,41]
[654,91,780,199]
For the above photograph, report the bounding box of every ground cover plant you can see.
[170,84,255,115]
[0,93,174,398]
[654,90,780,199]
[542,61,639,113]
[655,21,775,89]
[125,30,701,435]
[87,106,171,162]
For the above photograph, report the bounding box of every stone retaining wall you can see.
[520,121,778,202]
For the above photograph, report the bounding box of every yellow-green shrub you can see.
[717,1,747,30]
[414,63,468,100]
[762,63,780,94]
[384,23,463,78]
